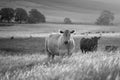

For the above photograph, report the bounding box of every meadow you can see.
[0,24,120,80]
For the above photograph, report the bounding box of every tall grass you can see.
[0,51,120,80]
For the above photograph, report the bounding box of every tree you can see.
[28,9,46,23]
[0,8,14,22]
[15,8,28,23]
[64,17,72,24]
[95,10,114,25]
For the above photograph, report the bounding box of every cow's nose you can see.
[64,41,68,44]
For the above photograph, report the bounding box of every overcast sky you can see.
[92,0,120,4]
[0,0,120,23]
[0,0,120,12]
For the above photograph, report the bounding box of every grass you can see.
[0,36,120,55]
[0,37,120,79]
[0,23,14,27]
[0,23,120,38]
[0,24,120,79]
[0,51,120,80]
[0,37,45,55]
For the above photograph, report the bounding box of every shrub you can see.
[64,17,72,24]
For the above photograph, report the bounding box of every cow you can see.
[45,30,75,60]
[105,45,118,52]
[80,36,101,53]
[10,36,14,40]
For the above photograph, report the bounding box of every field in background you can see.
[0,36,120,55]
[0,23,120,38]
[0,24,120,80]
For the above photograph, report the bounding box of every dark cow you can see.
[105,45,118,52]
[80,36,101,53]
[10,36,14,40]
[45,30,75,60]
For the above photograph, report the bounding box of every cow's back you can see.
[80,38,90,48]
[80,37,99,53]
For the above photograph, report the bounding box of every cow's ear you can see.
[70,30,75,33]
[60,30,64,33]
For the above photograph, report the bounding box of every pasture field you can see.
[0,36,120,55]
[0,23,120,38]
[0,36,120,80]
[0,50,120,80]
[0,24,120,80]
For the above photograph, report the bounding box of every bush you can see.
[95,10,114,25]
[64,17,72,24]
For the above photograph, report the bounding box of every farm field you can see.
[0,36,120,55]
[0,23,120,38]
[0,50,120,80]
[0,24,120,80]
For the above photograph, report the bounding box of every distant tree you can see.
[95,10,114,25]
[64,17,72,24]
[28,9,46,23]
[15,8,28,23]
[0,8,14,22]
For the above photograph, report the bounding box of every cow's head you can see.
[60,30,75,44]
[92,36,101,43]
[94,36,101,39]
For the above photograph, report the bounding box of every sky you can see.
[0,0,120,23]
[92,0,120,4]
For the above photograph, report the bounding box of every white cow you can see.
[45,30,75,59]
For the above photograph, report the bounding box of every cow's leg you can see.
[82,49,86,54]
[81,48,84,53]
[81,49,83,53]
[84,51,86,53]
[83,50,86,54]
[51,55,55,60]
[47,52,51,61]
[84,50,87,54]
[67,52,72,57]
[83,50,85,54]
[67,49,72,57]
[48,53,51,58]
[69,52,72,56]
[47,53,55,63]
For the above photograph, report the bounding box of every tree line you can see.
[0,7,115,25]
[0,8,46,23]
[64,10,115,26]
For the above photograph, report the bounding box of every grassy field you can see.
[0,24,120,80]
[0,23,120,38]
[0,37,45,55]
[0,36,120,55]
[0,51,120,80]
[0,36,120,80]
